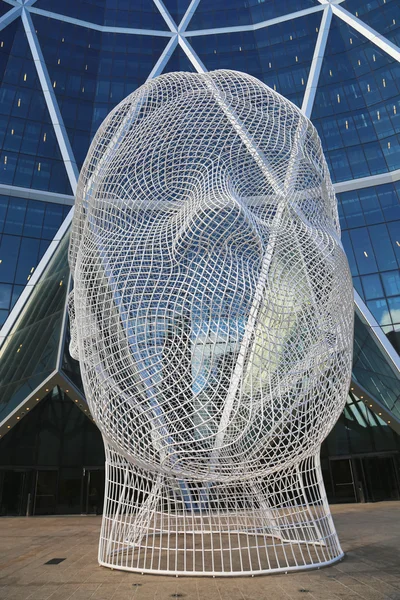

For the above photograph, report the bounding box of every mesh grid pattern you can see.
[69,69,353,576]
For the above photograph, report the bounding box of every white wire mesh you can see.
[68,70,354,576]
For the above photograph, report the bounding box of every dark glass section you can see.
[0,387,105,516]
[337,182,400,350]
[163,44,196,74]
[352,309,400,420]
[0,3,11,18]
[341,0,400,47]
[0,194,70,324]
[0,235,69,423]
[163,1,191,25]
[61,313,84,393]
[188,0,318,30]
[33,15,170,168]
[187,12,321,108]
[322,392,400,503]
[0,20,72,193]
[34,0,168,30]
[311,16,400,183]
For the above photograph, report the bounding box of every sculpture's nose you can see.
[170,174,265,260]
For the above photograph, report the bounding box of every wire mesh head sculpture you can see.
[69,70,353,576]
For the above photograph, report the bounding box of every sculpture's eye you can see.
[69,70,353,577]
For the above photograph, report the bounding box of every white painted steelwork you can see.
[69,70,354,576]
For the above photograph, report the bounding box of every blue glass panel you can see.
[14,237,40,285]
[349,228,378,275]
[0,195,8,230]
[312,16,400,182]
[353,308,400,420]
[0,283,12,310]
[35,0,168,30]
[3,198,27,235]
[341,0,400,47]
[0,194,71,321]
[339,190,365,228]
[0,234,21,284]
[33,15,170,168]
[23,201,45,238]
[0,20,72,194]
[42,203,66,240]
[188,12,321,108]
[341,230,358,277]
[381,270,400,297]
[163,1,191,24]
[0,4,12,17]
[367,298,391,326]
[0,235,69,423]
[386,221,400,266]
[352,275,363,299]
[189,0,318,30]
[388,296,400,326]
[0,309,7,326]
[338,182,400,350]
[361,273,383,300]
[11,284,23,309]
[357,187,383,225]
[368,223,397,271]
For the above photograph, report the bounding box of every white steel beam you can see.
[354,290,400,372]
[0,183,74,205]
[22,8,79,192]
[184,5,324,37]
[332,4,400,63]
[147,35,178,80]
[301,6,332,118]
[0,208,73,347]
[178,35,207,72]
[0,9,80,347]
[28,7,173,37]
[0,5,21,30]
[153,0,177,33]
[334,168,400,193]
[178,0,201,33]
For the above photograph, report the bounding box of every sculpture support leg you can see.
[99,441,343,576]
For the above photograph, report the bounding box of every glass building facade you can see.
[0,0,399,515]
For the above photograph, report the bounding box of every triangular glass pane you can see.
[188,0,319,30]
[0,3,12,18]
[163,44,197,74]
[33,14,171,168]
[341,0,400,47]
[311,15,400,184]
[0,193,71,325]
[0,234,69,424]
[187,11,321,108]
[323,390,399,461]
[0,20,72,194]
[162,1,191,25]
[61,313,84,394]
[352,307,400,422]
[34,0,168,30]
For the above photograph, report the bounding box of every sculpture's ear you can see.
[68,289,79,361]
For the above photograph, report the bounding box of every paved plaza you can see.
[0,502,399,600]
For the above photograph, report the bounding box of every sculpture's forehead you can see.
[69,71,337,272]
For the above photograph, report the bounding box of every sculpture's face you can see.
[69,70,353,481]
